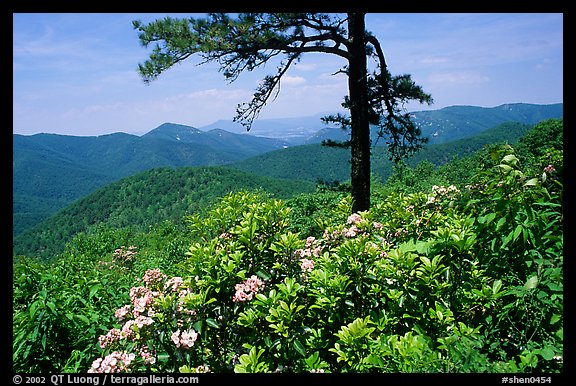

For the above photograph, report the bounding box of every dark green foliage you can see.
[232,144,352,183]
[286,187,351,238]
[13,248,133,372]
[12,118,563,373]
[13,166,314,261]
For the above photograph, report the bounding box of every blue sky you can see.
[13,13,563,136]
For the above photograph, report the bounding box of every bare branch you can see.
[234,52,301,130]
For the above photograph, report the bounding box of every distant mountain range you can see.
[13,123,289,236]
[13,102,562,237]
[199,103,563,145]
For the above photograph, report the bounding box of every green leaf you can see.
[256,270,271,281]
[293,338,306,357]
[479,212,496,224]
[255,293,268,302]
[513,224,523,242]
[205,318,219,329]
[524,178,539,187]
[497,164,513,173]
[305,352,321,368]
[365,353,386,367]
[546,282,562,292]
[556,328,563,340]
[496,217,506,231]
[29,300,39,319]
[524,276,539,290]
[89,283,102,298]
[539,346,555,361]
[46,301,57,315]
[502,154,519,165]
[414,240,431,255]
[75,314,90,324]
[492,279,503,295]
[501,231,514,249]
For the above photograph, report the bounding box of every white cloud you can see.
[428,71,490,85]
[420,56,450,65]
[281,76,307,87]
[292,63,317,71]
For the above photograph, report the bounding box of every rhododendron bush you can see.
[83,147,562,373]
[13,144,563,373]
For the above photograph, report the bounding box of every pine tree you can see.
[133,13,432,212]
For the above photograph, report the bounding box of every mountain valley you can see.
[13,102,563,238]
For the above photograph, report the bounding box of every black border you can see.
[7,1,570,383]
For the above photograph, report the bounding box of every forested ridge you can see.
[13,103,563,237]
[13,167,315,260]
[13,118,563,375]
[14,120,533,260]
[230,121,533,183]
[12,123,289,237]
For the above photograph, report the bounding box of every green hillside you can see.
[13,124,289,236]
[232,121,533,183]
[414,102,563,144]
[13,166,315,260]
[13,103,562,237]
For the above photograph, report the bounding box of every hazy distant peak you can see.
[142,122,203,142]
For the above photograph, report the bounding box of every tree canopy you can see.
[133,13,432,211]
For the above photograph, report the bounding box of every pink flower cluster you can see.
[114,305,131,321]
[323,228,343,243]
[427,185,461,205]
[88,351,136,373]
[295,236,323,259]
[98,328,122,349]
[343,225,360,238]
[113,246,137,265]
[232,275,265,302]
[139,346,156,365]
[347,213,363,224]
[219,232,233,240]
[544,164,556,173]
[142,268,167,289]
[122,315,154,336]
[92,268,192,372]
[171,328,198,349]
[300,258,315,273]
[99,314,155,349]
[163,276,184,293]
[344,213,384,238]
[130,286,158,318]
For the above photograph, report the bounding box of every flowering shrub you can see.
[113,245,138,268]
[88,351,136,373]
[86,151,562,373]
[13,133,562,373]
[233,275,265,302]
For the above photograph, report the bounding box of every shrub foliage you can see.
[13,120,563,373]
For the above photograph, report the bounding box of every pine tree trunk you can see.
[347,13,371,213]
